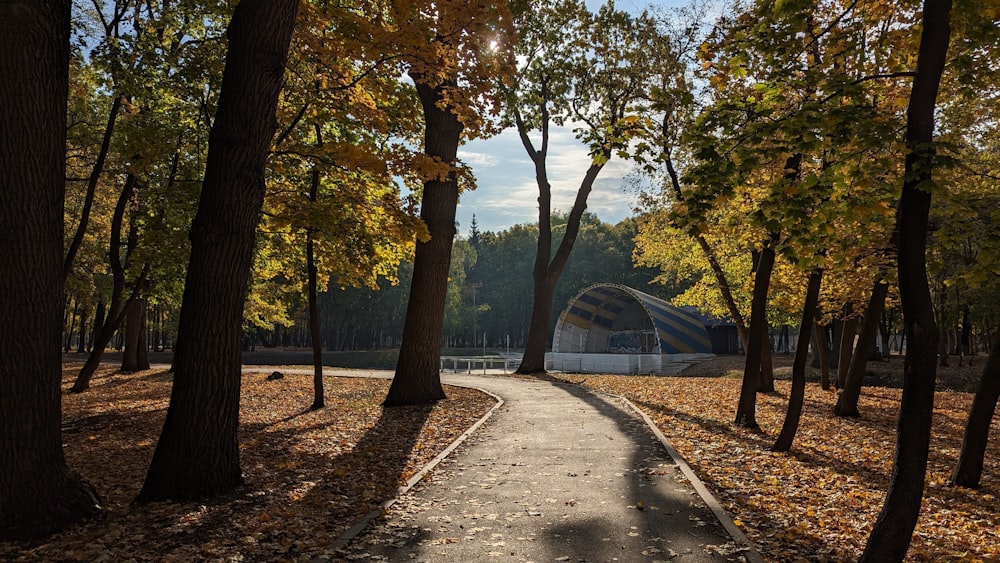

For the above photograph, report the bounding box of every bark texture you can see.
[772,269,822,452]
[136,0,299,503]
[734,244,776,429]
[383,75,463,406]
[836,281,889,417]
[950,332,1000,488]
[860,0,951,559]
[0,0,103,538]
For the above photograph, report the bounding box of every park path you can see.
[315,370,760,562]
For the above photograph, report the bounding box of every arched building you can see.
[546,283,716,374]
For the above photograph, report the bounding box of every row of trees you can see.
[2,0,997,559]
[249,214,671,352]
[2,0,519,539]
[629,0,998,559]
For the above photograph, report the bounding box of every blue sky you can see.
[453,0,695,234]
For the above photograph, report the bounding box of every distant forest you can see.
[252,213,676,351]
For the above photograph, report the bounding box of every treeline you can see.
[248,214,674,351]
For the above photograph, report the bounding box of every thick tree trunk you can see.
[0,0,104,539]
[383,73,464,406]
[136,0,298,503]
[836,281,890,417]
[772,269,822,452]
[735,244,776,429]
[860,0,951,559]
[949,332,1000,488]
[518,274,558,374]
[122,297,149,372]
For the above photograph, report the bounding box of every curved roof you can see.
[553,283,713,355]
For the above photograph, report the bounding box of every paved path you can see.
[318,370,759,562]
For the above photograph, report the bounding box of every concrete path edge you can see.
[610,392,765,563]
[326,383,506,552]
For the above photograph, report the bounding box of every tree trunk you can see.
[136,0,299,503]
[949,332,1000,488]
[76,306,89,353]
[816,323,831,390]
[65,299,79,352]
[836,281,890,418]
[0,0,104,539]
[515,98,607,374]
[122,297,150,372]
[880,309,892,361]
[383,71,464,406]
[121,298,142,372]
[836,310,857,388]
[71,175,143,392]
[308,163,324,410]
[64,94,123,279]
[860,0,951,558]
[758,321,775,392]
[661,123,749,349]
[90,300,105,351]
[136,299,149,370]
[772,269,822,452]
[735,243,776,429]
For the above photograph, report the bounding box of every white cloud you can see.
[457,125,637,233]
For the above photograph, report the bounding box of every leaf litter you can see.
[559,356,1000,562]
[0,365,495,561]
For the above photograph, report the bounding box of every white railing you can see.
[439,355,521,374]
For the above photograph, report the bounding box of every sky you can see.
[455,127,639,234]
[452,0,694,235]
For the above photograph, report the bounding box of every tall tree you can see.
[136,0,299,503]
[0,0,103,538]
[860,0,952,558]
[771,268,822,452]
[384,73,463,405]
[512,1,658,374]
[384,0,514,405]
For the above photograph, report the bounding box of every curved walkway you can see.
[315,369,761,562]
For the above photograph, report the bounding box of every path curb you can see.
[613,392,765,563]
[326,382,505,553]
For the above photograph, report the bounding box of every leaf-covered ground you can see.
[560,355,1000,561]
[1,366,496,561]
